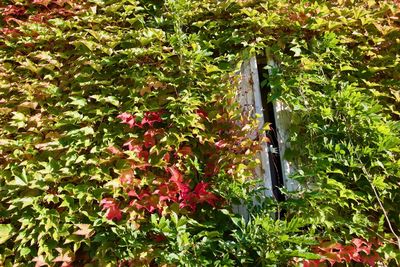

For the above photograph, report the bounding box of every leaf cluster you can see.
[1,0,399,266]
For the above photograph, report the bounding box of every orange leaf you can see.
[32,255,49,267]
[73,224,94,239]
[33,0,52,6]
[52,248,74,264]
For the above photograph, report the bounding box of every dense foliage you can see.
[0,0,399,266]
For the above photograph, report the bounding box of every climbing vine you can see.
[0,0,399,266]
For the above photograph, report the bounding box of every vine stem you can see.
[361,165,400,250]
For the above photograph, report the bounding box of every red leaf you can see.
[215,140,227,149]
[137,189,151,200]
[352,238,371,254]
[122,139,143,153]
[302,259,323,267]
[122,140,149,161]
[168,167,190,197]
[352,238,366,248]
[123,140,143,153]
[141,111,162,127]
[176,183,191,199]
[100,198,122,221]
[144,129,157,148]
[128,189,139,198]
[24,42,35,48]
[179,182,219,211]
[100,198,115,208]
[2,5,26,16]
[152,233,166,243]
[195,108,208,118]
[168,167,184,183]
[139,150,149,161]
[177,146,192,156]
[105,205,122,221]
[339,245,359,263]
[0,27,20,37]
[193,181,209,195]
[163,152,171,163]
[117,112,141,128]
[154,183,179,202]
[193,181,219,207]
[51,8,75,17]
[29,12,52,23]
[361,251,380,266]
[204,162,218,177]
[309,239,381,267]
[323,252,342,265]
[129,161,150,171]
[179,201,196,211]
[3,16,23,25]
[132,194,160,213]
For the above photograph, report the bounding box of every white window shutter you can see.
[266,57,300,192]
[236,58,274,207]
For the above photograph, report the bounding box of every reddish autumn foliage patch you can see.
[302,238,381,267]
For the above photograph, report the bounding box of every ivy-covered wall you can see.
[0,0,399,266]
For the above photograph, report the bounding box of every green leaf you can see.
[205,64,221,73]
[0,224,14,245]
[294,252,321,260]
[340,65,357,71]
[20,247,31,257]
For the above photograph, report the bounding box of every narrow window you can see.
[237,56,299,207]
